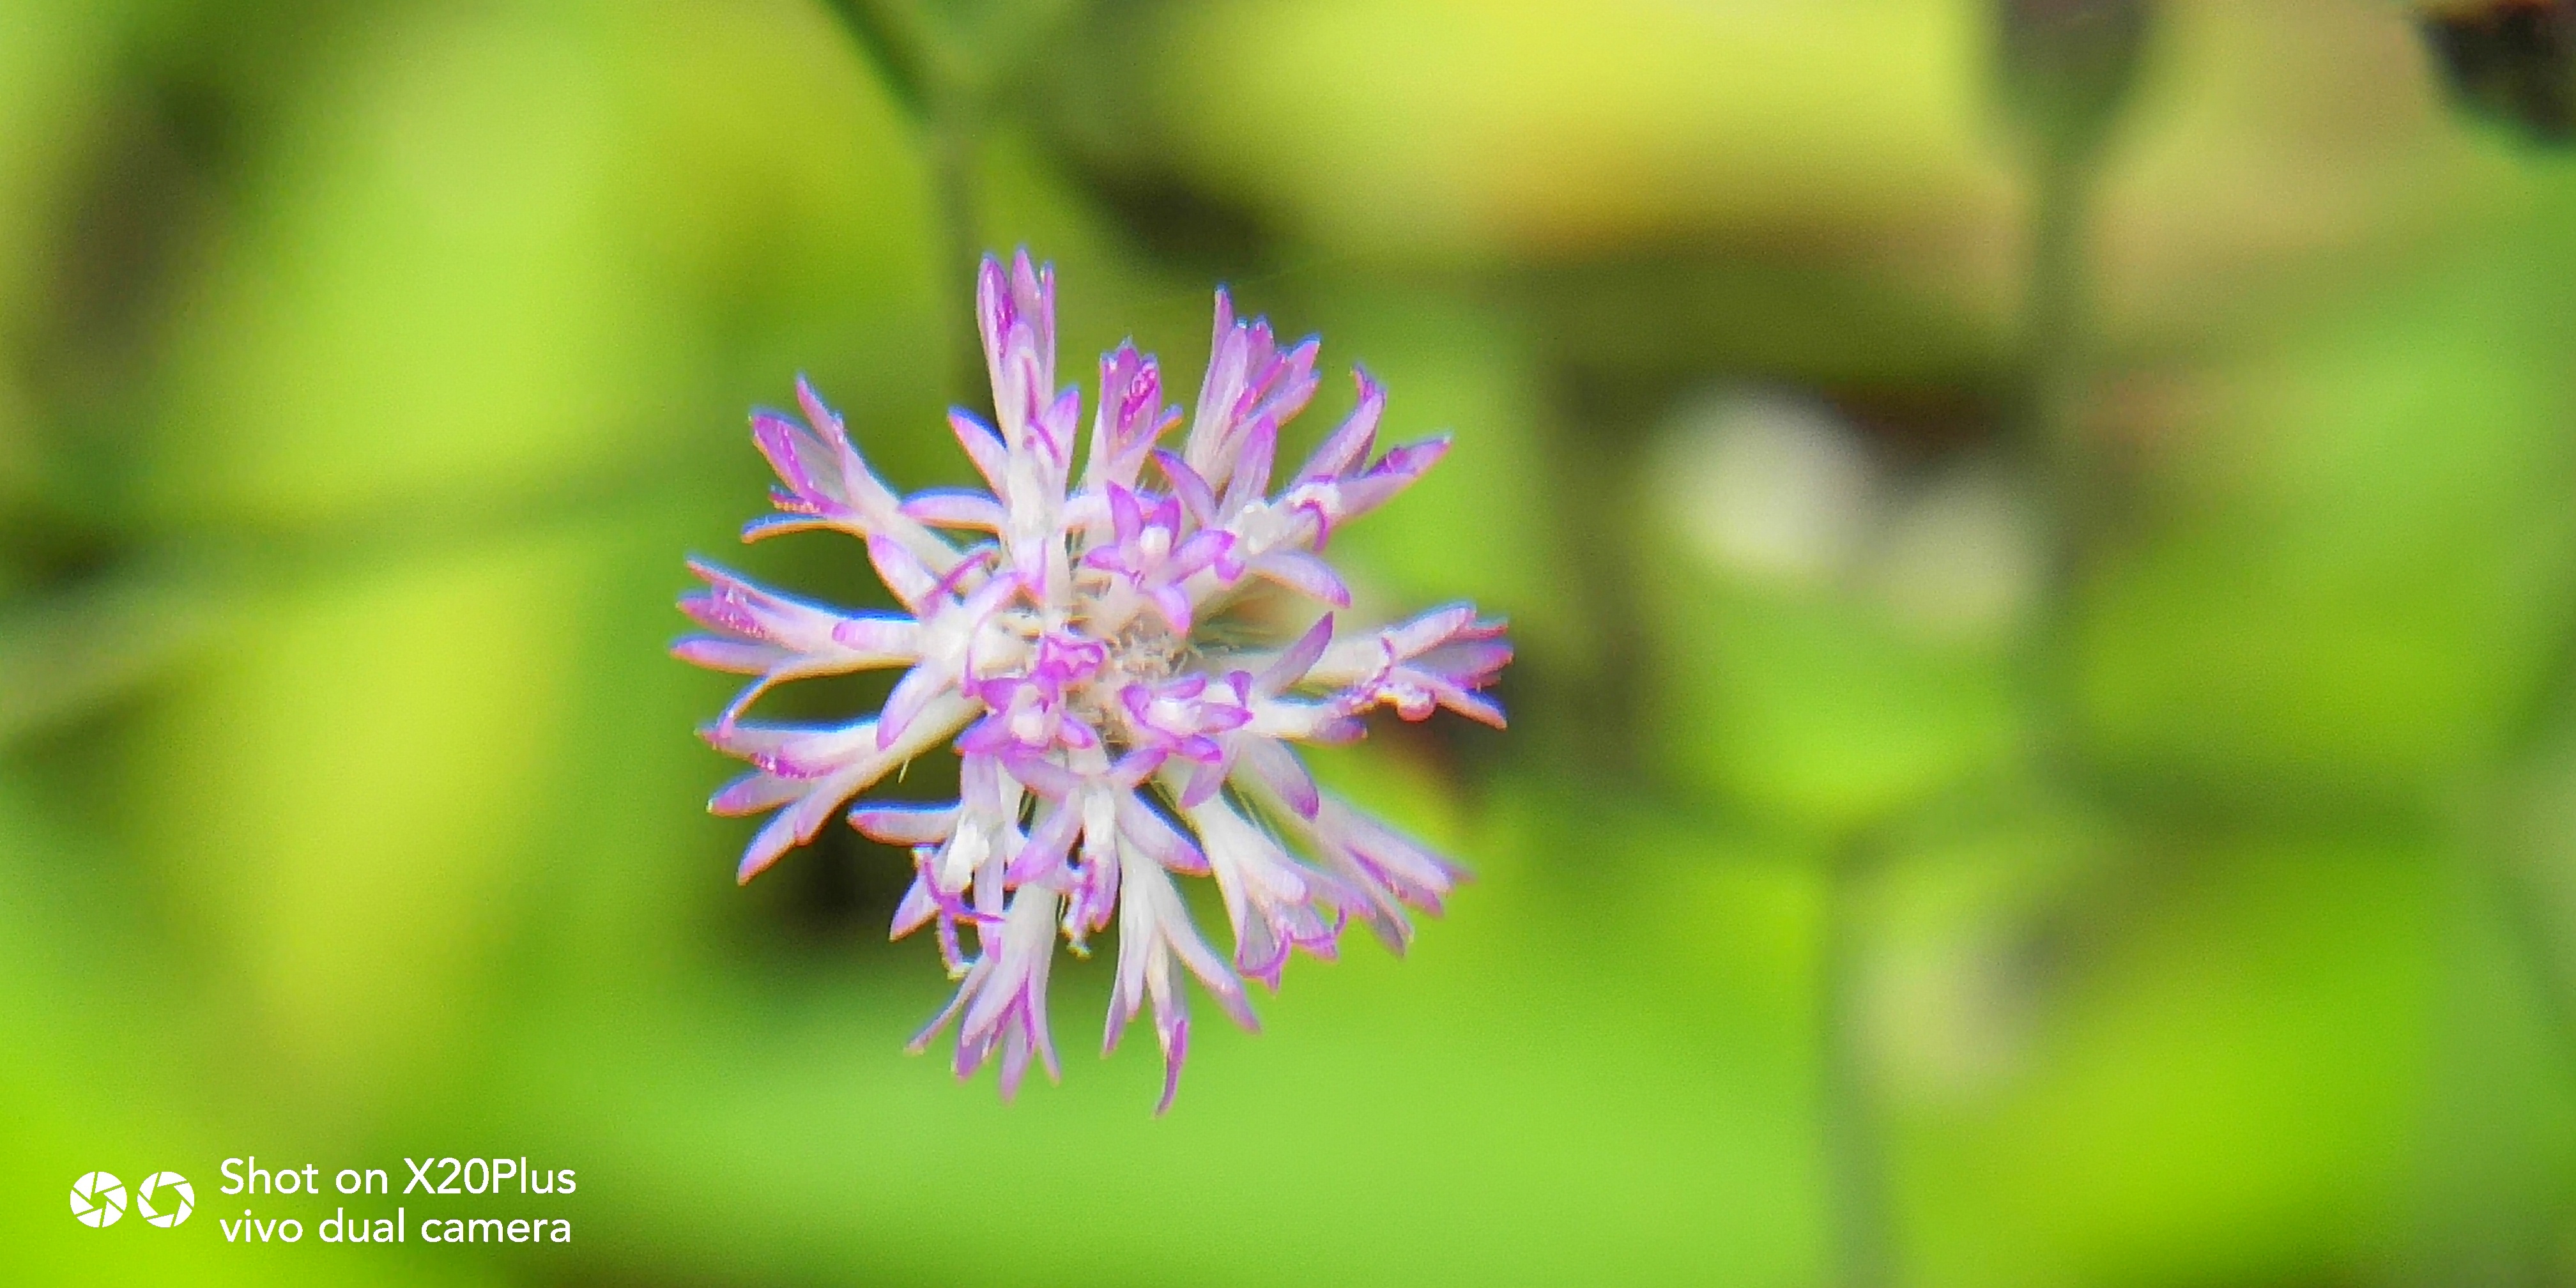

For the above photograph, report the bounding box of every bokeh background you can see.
[10,1,2576,1284]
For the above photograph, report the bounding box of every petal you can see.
[749,411,839,516]
[949,409,1013,496]
[852,803,960,846]
[708,770,804,817]
[1250,549,1353,608]
[1154,1018,1188,1116]
[1108,483,1144,541]
[1147,585,1195,636]
[1232,735,1321,818]
[1008,802,1083,884]
[877,663,950,749]
[866,535,939,612]
[1153,449,1219,525]
[1117,792,1208,875]
[903,489,1008,532]
[671,637,787,675]
[1220,415,1280,514]
[1256,614,1336,694]
[1299,367,1384,482]
[888,866,940,939]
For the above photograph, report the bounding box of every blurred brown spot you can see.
[2421,0,2576,142]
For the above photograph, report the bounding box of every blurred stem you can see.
[820,0,990,410]
[1538,375,1652,784]
[2476,624,2576,1073]
[2483,841,2576,1068]
[818,0,933,117]
[2016,141,2106,770]
[929,87,990,411]
[1820,829,1892,1288]
[0,559,231,747]
[2018,146,2094,523]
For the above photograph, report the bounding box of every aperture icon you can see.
[137,1172,194,1227]
[69,1172,127,1228]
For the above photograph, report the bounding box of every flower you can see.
[678,250,1509,1112]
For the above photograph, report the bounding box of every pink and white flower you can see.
[677,250,1509,1110]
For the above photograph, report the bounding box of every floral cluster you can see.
[678,251,1508,1110]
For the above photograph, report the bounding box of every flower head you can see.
[678,250,1509,1111]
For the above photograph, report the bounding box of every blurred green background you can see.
[10,0,2576,1284]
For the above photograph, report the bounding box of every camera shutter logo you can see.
[136,1172,194,1228]
[68,1172,127,1228]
